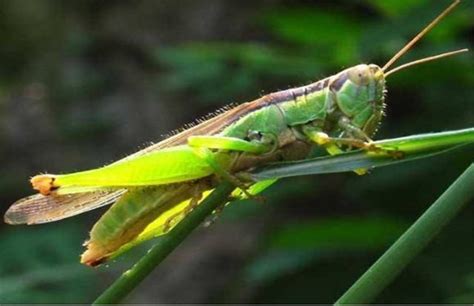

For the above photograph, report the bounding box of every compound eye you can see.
[347,65,371,86]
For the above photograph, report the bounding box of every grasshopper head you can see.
[330,64,386,137]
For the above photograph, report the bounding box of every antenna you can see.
[382,0,461,72]
[385,48,468,77]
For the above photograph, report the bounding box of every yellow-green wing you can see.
[81,183,200,265]
[81,179,277,266]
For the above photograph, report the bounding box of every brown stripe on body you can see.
[329,71,348,91]
[197,76,332,134]
[122,75,333,159]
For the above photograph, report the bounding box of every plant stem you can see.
[93,182,235,304]
[335,163,474,304]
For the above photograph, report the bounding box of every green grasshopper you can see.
[4,1,468,266]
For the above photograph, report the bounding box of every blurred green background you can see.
[0,0,473,303]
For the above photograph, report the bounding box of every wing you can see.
[82,178,278,265]
[6,98,269,224]
[4,189,126,224]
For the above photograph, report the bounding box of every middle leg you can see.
[187,133,275,197]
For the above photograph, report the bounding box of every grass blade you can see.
[335,163,474,304]
[250,128,474,180]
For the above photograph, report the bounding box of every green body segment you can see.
[278,86,329,126]
[220,104,289,139]
[218,85,329,140]
[335,66,385,134]
[219,64,384,143]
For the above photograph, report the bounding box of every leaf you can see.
[365,0,429,17]
[245,216,407,284]
[0,224,96,303]
[269,217,407,250]
[262,8,362,64]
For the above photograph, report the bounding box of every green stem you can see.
[93,182,235,304]
[335,163,474,304]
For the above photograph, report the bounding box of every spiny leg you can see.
[338,117,372,142]
[163,189,203,233]
[338,118,404,158]
[305,129,373,150]
[319,117,401,156]
[303,125,402,175]
[303,126,370,175]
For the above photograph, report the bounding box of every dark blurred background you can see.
[0,0,473,303]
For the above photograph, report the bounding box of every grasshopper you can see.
[4,1,468,266]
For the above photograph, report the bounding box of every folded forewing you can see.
[4,190,126,225]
